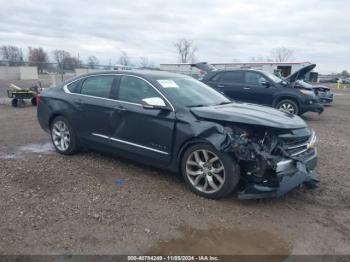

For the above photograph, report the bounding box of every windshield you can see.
[262,71,283,83]
[296,80,313,88]
[156,77,231,107]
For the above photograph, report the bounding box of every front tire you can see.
[181,143,240,199]
[276,99,299,115]
[50,116,78,155]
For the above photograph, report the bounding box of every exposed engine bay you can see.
[220,124,319,199]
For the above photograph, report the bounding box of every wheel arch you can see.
[49,113,63,128]
[176,137,213,172]
[273,95,301,109]
[48,111,73,129]
[176,133,238,173]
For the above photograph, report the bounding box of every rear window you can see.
[80,75,115,98]
[67,80,80,93]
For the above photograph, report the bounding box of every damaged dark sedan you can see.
[37,70,318,199]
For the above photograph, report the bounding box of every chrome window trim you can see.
[63,73,175,111]
[92,133,169,155]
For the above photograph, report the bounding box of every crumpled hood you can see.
[312,85,330,91]
[190,102,306,129]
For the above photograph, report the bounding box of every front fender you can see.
[173,119,233,172]
[272,94,301,108]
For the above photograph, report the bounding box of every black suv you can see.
[200,64,324,115]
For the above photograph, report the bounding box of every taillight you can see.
[36,94,41,105]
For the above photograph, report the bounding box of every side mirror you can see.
[260,80,271,87]
[142,97,169,110]
[281,80,288,86]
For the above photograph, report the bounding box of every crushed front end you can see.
[316,88,334,104]
[222,126,318,199]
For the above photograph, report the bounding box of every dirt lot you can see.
[0,84,350,256]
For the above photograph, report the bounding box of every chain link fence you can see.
[0,61,137,102]
[0,60,133,85]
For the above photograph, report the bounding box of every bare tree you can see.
[174,38,198,63]
[52,49,82,74]
[118,51,131,66]
[0,45,24,66]
[52,49,71,69]
[270,47,294,62]
[139,56,155,68]
[340,70,350,78]
[139,56,149,68]
[62,56,82,71]
[87,56,99,69]
[28,47,49,73]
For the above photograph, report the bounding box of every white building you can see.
[160,61,314,79]
[0,66,38,80]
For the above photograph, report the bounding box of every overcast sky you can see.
[0,0,349,73]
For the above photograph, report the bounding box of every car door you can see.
[240,71,276,106]
[108,75,176,163]
[209,71,246,101]
[74,75,117,140]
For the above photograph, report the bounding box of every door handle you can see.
[113,105,126,113]
[243,87,251,90]
[217,84,225,88]
[74,99,84,105]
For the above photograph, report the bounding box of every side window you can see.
[245,72,268,86]
[211,73,223,82]
[118,76,161,104]
[67,80,80,93]
[221,71,244,83]
[80,75,114,98]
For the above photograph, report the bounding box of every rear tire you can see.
[31,97,37,106]
[18,99,25,108]
[276,99,299,115]
[50,116,78,155]
[11,98,18,107]
[181,143,240,199]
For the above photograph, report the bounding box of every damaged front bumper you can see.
[301,102,324,114]
[220,125,319,200]
[318,92,333,104]
[238,149,318,199]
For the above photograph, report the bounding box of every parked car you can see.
[294,80,333,105]
[199,63,324,115]
[37,70,318,199]
[319,78,339,83]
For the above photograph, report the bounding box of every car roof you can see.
[64,70,189,84]
[216,69,262,72]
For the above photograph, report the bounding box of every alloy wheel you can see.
[279,103,295,114]
[52,120,70,151]
[185,149,225,193]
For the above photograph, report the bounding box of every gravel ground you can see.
[0,85,350,255]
